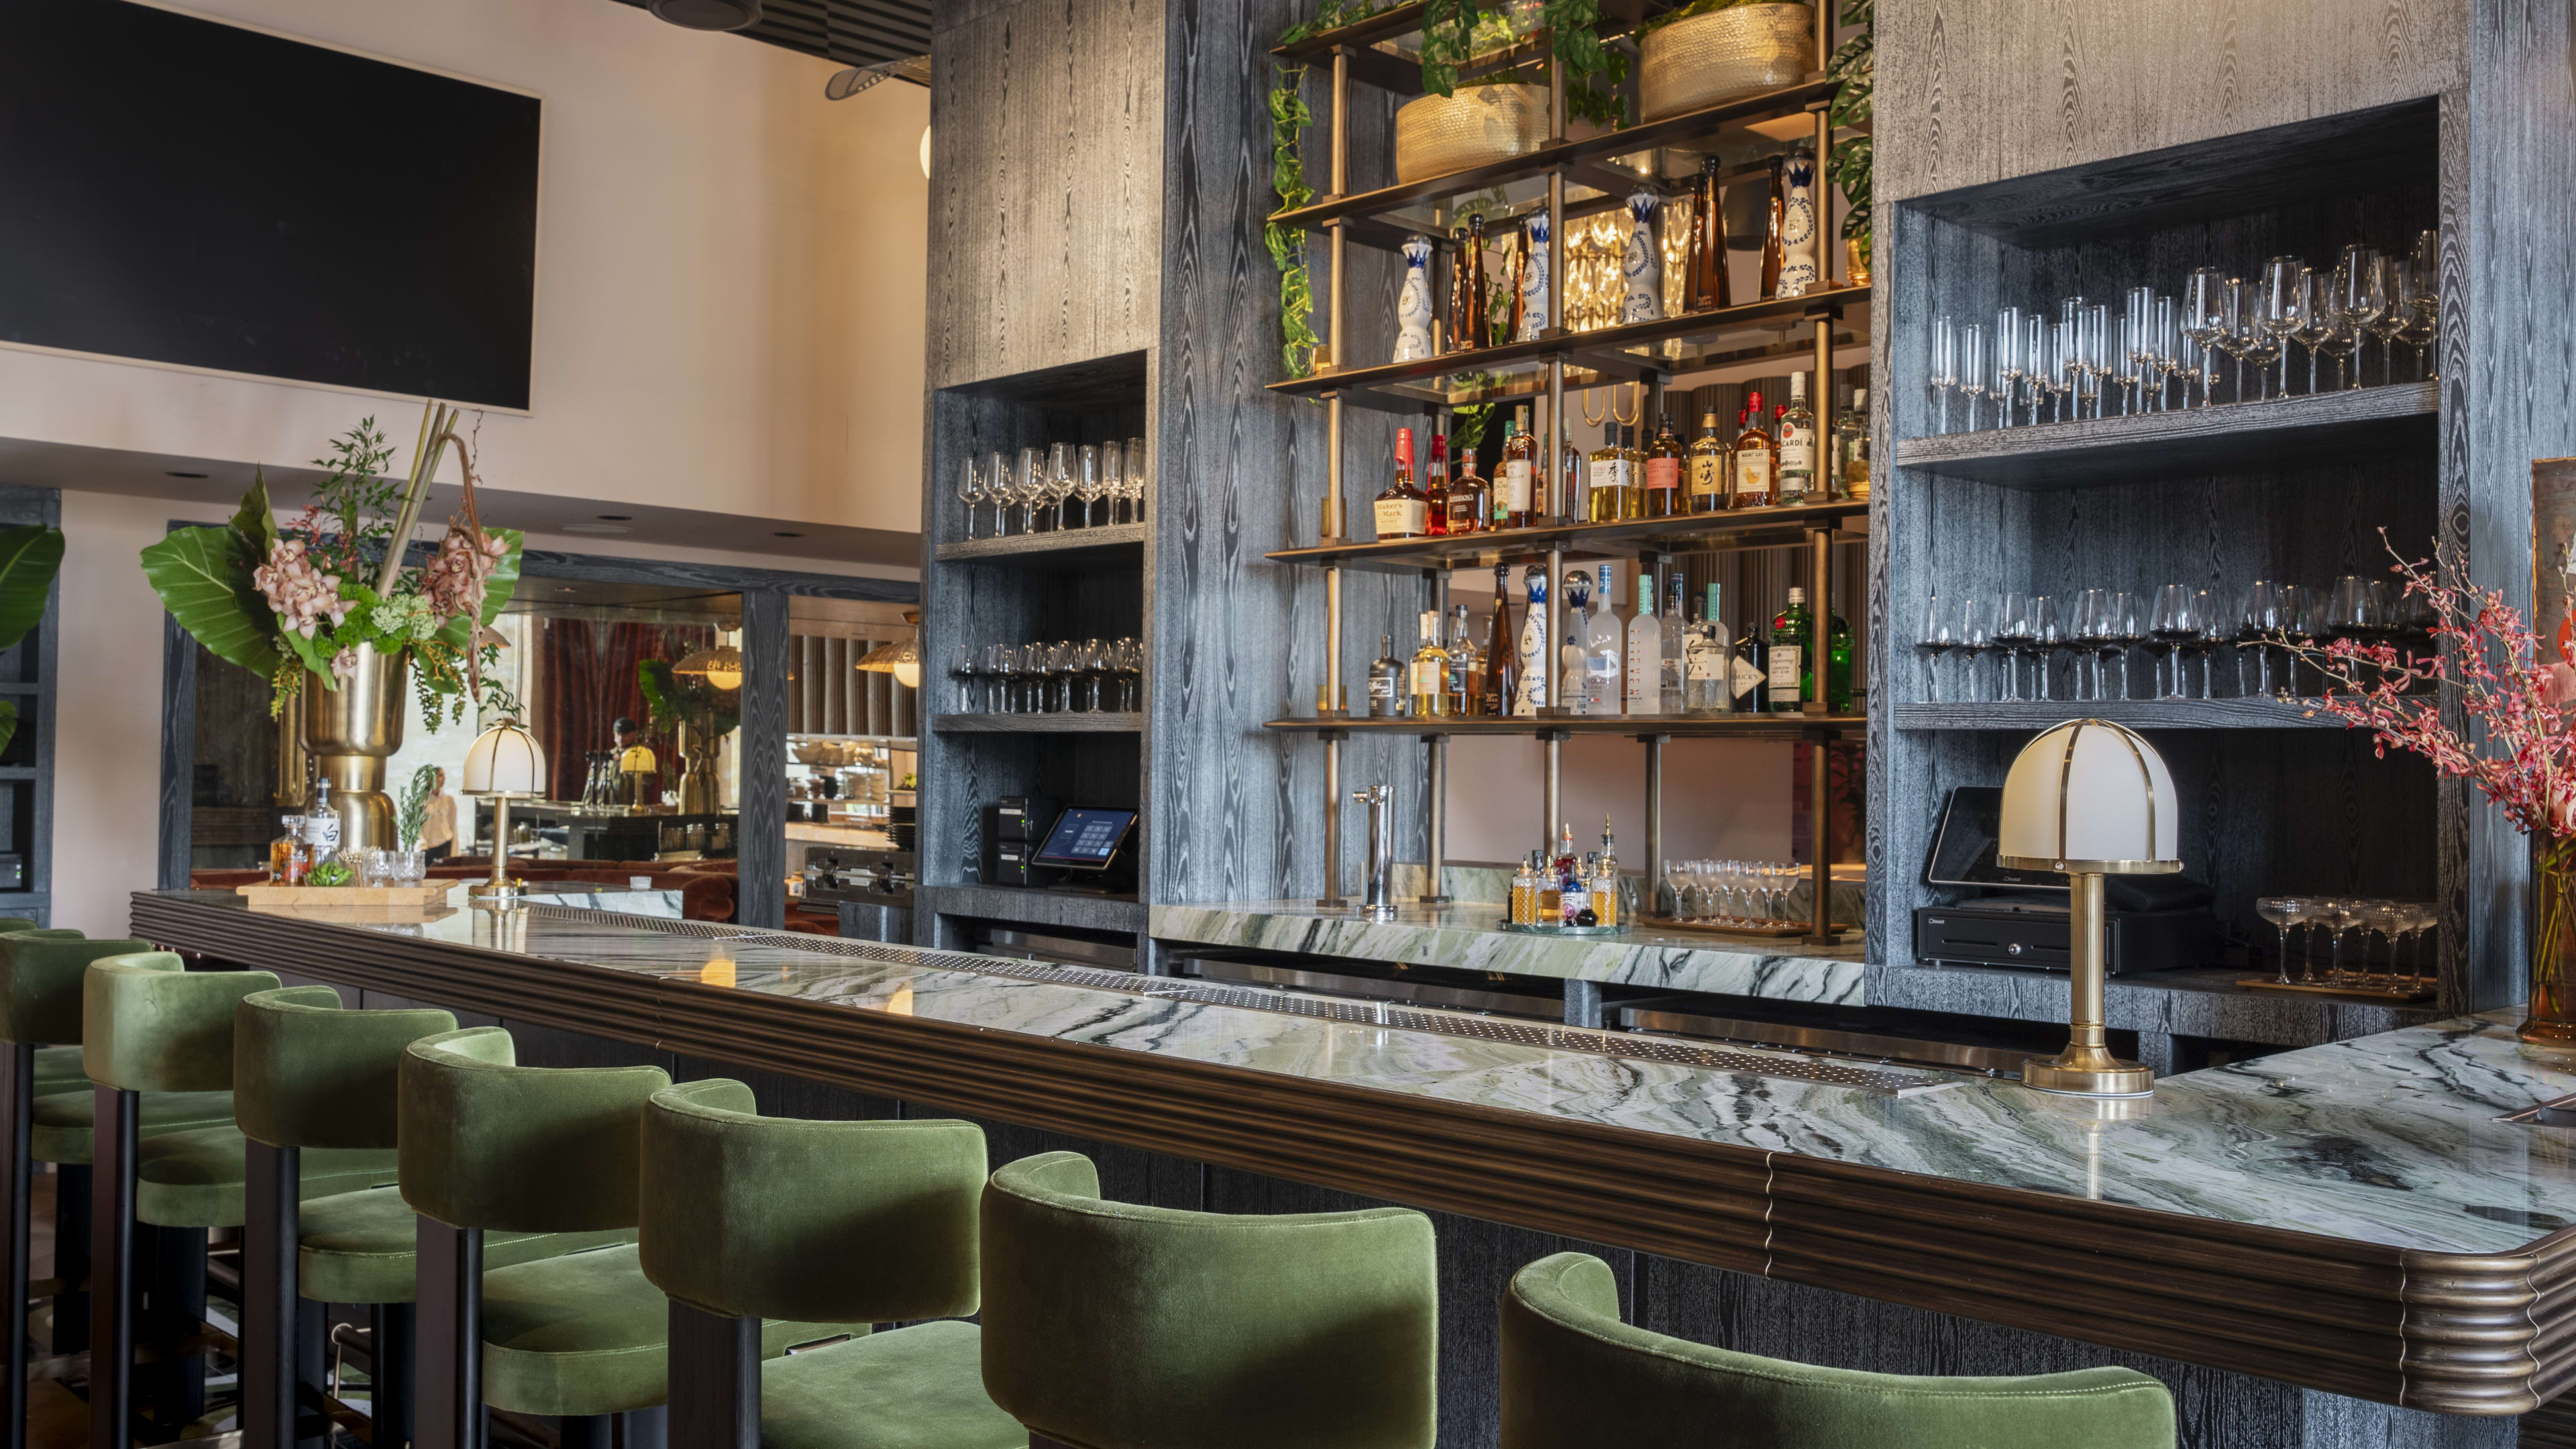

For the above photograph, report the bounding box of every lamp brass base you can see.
[2021,1044,2155,1098]
[468,878,529,912]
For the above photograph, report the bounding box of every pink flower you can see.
[252,539,350,640]
[329,645,358,682]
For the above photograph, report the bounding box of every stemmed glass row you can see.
[1919,575,2437,703]
[1662,859,1806,926]
[952,638,1144,714]
[2254,896,2436,994]
[1924,231,2440,435]
[960,439,1148,539]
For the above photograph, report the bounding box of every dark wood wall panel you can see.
[1875,0,2464,203]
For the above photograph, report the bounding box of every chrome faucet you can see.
[1352,783,1395,920]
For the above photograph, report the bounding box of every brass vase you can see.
[678,722,721,815]
[2527,836,2576,1050]
[1845,233,1872,287]
[301,642,409,852]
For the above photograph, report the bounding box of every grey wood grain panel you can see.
[1894,382,2440,489]
[927,0,1166,390]
[512,549,917,603]
[738,588,791,929]
[157,612,196,894]
[1876,0,2465,203]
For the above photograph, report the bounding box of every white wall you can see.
[0,0,929,536]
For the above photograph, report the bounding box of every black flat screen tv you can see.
[0,0,542,409]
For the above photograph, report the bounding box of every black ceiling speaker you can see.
[647,0,761,31]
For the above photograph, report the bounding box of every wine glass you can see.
[1013,447,1044,533]
[1994,592,2034,702]
[1920,593,1960,702]
[1096,441,1123,526]
[2367,256,2411,386]
[2106,590,2145,700]
[2233,582,2278,697]
[2070,589,2109,700]
[2192,590,2228,698]
[1116,636,1145,711]
[951,646,982,712]
[1046,443,1079,531]
[2327,574,2383,688]
[2030,595,2066,700]
[2214,278,2259,402]
[2259,258,2306,400]
[959,454,989,539]
[1929,315,1958,433]
[2394,258,2438,383]
[1075,444,1106,529]
[1124,437,1149,523]
[2337,247,2385,389]
[2148,584,2196,698]
[2255,896,2310,985]
[1956,596,1991,703]
[2183,268,2231,407]
[2289,267,2332,396]
[988,643,1024,713]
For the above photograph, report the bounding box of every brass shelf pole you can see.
[1423,733,1450,904]
[1803,526,1836,945]
[1641,732,1668,915]
[1316,46,1353,908]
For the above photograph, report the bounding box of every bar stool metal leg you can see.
[87,1085,136,1449]
[138,1224,206,1435]
[52,1165,87,1357]
[415,1218,484,1449]
[665,1302,757,1449]
[244,1138,331,1448]
[372,1302,416,1448]
[0,1042,28,1449]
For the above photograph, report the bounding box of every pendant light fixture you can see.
[647,0,761,32]
[855,610,922,690]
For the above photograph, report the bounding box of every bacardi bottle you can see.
[1373,428,1429,541]
[1626,569,1663,716]
[1409,611,1451,717]
[1778,373,1817,504]
[1499,407,1540,529]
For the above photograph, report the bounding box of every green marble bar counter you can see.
[131,889,2576,1419]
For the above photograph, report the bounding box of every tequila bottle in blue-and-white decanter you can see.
[1513,562,1550,714]
[1777,153,1820,298]
[1394,234,1436,362]
[1515,211,1551,341]
[1621,188,1663,323]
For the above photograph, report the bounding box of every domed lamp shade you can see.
[1998,720,2181,1097]
[674,643,744,692]
[461,719,547,908]
[856,610,924,690]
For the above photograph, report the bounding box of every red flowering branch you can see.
[2280,532,2576,840]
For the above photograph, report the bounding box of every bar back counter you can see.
[137,890,2576,1446]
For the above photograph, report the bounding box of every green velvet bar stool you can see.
[81,953,405,1447]
[637,1079,1022,1449]
[1499,1253,2178,1449]
[980,1150,1438,1449]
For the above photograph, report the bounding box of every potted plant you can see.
[639,657,741,816]
[2288,538,2576,1047]
[142,402,523,850]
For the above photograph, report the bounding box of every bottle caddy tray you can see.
[1499,919,1628,937]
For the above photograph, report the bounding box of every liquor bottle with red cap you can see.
[1373,427,1430,541]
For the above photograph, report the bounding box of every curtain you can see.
[534,620,714,801]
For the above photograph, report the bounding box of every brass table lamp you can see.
[462,717,547,910]
[1997,719,2180,1098]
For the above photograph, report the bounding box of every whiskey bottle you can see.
[1446,436,1489,536]
[1760,156,1787,299]
[1373,427,1429,541]
[1409,610,1452,717]
[1582,562,1623,714]
[1684,581,1734,714]
[302,777,343,866]
[1625,569,1663,716]
[1486,564,1517,716]
[1499,407,1540,529]
[1733,391,1778,508]
[270,816,307,885]
[1659,568,1689,714]
[1450,215,1489,354]
[1687,409,1731,513]
[1778,373,1818,504]
[1513,563,1550,714]
[1641,413,1684,518]
[1368,634,1404,718]
[1424,432,1452,537]
[1835,385,1872,500]
[1766,587,1812,712]
[1689,155,1730,311]
[1586,423,1638,523]
[1503,228,1528,344]
[1446,603,1480,715]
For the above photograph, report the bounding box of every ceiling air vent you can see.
[647,0,760,32]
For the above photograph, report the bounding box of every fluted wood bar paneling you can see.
[131,893,2576,1417]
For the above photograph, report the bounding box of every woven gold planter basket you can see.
[1639,3,1817,122]
[1393,83,1546,183]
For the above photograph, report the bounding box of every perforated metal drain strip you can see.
[529,907,1950,1096]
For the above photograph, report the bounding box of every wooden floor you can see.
[25,1172,92,1449]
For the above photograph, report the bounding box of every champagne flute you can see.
[1994,307,2026,427]
[2367,256,2410,386]
[1929,315,1958,434]
[1959,323,1990,431]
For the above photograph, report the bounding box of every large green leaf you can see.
[140,525,284,679]
[0,698,21,758]
[478,529,523,625]
[229,469,278,564]
[0,526,64,655]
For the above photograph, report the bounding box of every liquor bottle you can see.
[1824,602,1856,711]
[1596,820,1621,926]
[1516,212,1552,341]
[1486,565,1517,716]
[1778,373,1818,504]
[1513,564,1549,714]
[1568,856,1597,927]
[1536,846,1563,920]
[1729,584,1768,710]
[1687,409,1731,514]
[270,816,307,885]
[1835,385,1872,501]
[1684,581,1734,714]
[1409,610,1451,717]
[302,777,343,866]
[1503,227,1528,344]
[1368,634,1404,718]
[1733,391,1777,508]
[1584,562,1623,714]
[1509,853,1536,924]
[1446,603,1479,715]
[1447,436,1489,535]
[1660,569,1689,714]
[1760,156,1787,299]
[1450,215,1489,354]
[1373,427,1429,541]
[1424,433,1452,537]
[1689,155,1730,311]
[1586,423,1638,523]
[1499,407,1540,529]
[1557,569,1595,714]
[1642,413,1684,518]
[1561,438,1585,525]
[1556,822,1578,884]
[1627,569,1663,716]
[1767,587,1815,712]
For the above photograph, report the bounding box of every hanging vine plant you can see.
[1268,1,1384,380]
[1825,0,1874,259]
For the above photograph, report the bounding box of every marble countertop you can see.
[141,889,2576,1257]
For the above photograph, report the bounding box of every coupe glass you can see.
[2402,900,2438,994]
[2255,896,2309,985]
[2361,900,2409,989]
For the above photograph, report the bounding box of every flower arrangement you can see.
[142,402,523,722]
